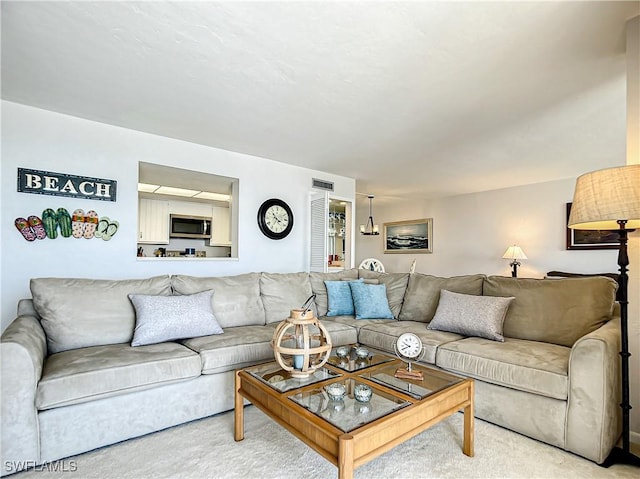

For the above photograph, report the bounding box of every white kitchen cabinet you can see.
[210,206,231,246]
[169,201,213,218]
[138,199,170,244]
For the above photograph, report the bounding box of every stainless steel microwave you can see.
[169,214,211,239]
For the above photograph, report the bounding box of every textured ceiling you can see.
[2,1,638,201]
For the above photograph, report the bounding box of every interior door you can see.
[309,191,328,272]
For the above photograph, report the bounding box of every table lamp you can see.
[568,164,640,466]
[502,245,527,277]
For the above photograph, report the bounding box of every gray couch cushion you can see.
[436,337,570,400]
[399,273,485,323]
[31,276,172,354]
[181,325,276,374]
[171,273,265,328]
[483,276,617,347]
[357,270,409,318]
[310,269,359,316]
[181,319,356,375]
[36,342,201,409]
[358,321,464,364]
[321,315,394,333]
[314,319,358,346]
[260,272,314,324]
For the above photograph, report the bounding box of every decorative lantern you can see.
[271,303,332,379]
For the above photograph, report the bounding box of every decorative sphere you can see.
[354,384,373,402]
[336,346,350,358]
[325,383,347,401]
[355,346,369,359]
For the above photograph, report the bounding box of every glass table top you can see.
[325,345,395,372]
[247,362,340,393]
[360,362,463,400]
[288,378,410,433]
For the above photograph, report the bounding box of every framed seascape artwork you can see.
[565,203,619,250]
[384,218,433,254]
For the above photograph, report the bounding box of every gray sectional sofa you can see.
[0,269,621,475]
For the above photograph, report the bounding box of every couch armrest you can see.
[1,315,47,475]
[566,317,621,464]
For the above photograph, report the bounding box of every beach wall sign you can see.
[17,168,117,202]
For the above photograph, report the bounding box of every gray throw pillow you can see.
[129,290,223,346]
[427,289,514,341]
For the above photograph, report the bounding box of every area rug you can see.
[14,406,638,479]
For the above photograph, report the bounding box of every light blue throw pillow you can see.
[324,279,362,316]
[349,282,394,320]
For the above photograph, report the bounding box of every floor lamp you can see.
[568,164,640,466]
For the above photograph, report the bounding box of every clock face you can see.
[396,333,423,359]
[265,205,289,233]
[257,199,294,239]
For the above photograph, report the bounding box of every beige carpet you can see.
[14,406,638,479]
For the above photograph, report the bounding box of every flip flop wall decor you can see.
[95,217,110,239]
[14,208,119,242]
[28,216,47,240]
[42,208,58,239]
[101,220,119,241]
[57,208,73,238]
[83,211,99,239]
[72,209,85,239]
[15,217,36,242]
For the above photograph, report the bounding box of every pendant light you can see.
[360,195,379,235]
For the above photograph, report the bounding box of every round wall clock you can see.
[257,198,294,240]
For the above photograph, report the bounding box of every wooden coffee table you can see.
[234,347,474,479]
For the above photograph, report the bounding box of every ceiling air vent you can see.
[312,178,334,192]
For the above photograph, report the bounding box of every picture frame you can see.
[565,203,619,250]
[383,218,433,254]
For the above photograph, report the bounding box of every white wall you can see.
[1,101,355,330]
[357,179,628,276]
[355,179,640,437]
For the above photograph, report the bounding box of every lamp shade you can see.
[502,245,527,260]
[568,165,640,230]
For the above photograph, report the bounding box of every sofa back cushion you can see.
[260,272,314,324]
[31,276,172,354]
[310,269,359,316]
[171,273,265,328]
[357,270,409,318]
[483,276,617,347]
[399,274,485,323]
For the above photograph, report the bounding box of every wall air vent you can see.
[312,178,334,192]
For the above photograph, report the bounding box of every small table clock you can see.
[393,332,425,380]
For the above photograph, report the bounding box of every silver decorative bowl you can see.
[354,384,373,402]
[335,346,350,359]
[325,383,347,401]
[355,346,369,359]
